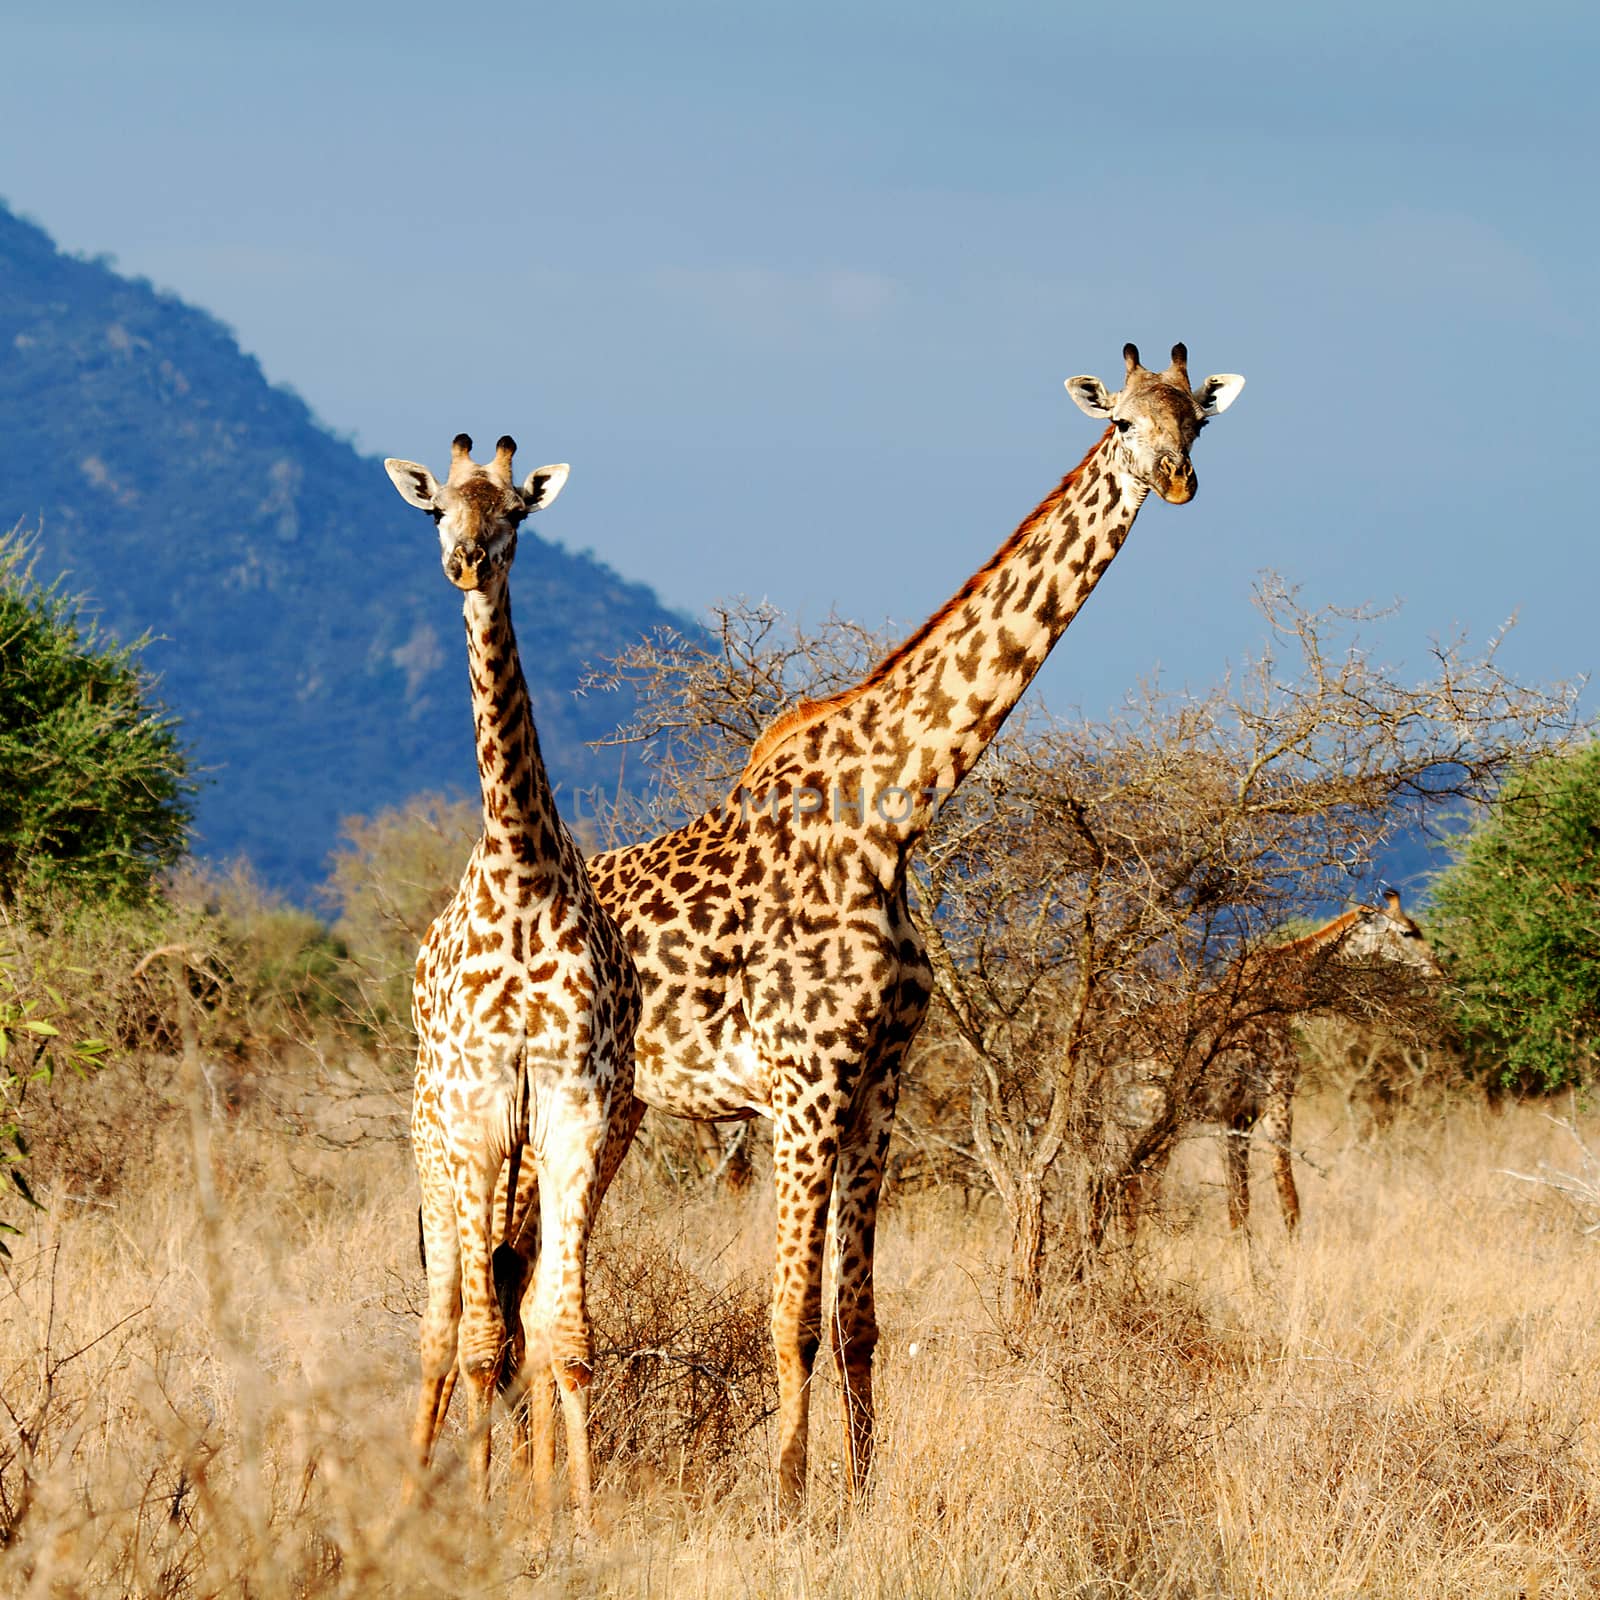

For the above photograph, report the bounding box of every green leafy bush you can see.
[0,528,192,905]
[1428,743,1600,1090]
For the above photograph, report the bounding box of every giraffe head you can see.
[1340,891,1444,978]
[383,434,569,592]
[1065,343,1244,504]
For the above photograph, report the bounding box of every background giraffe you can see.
[580,344,1246,1512]
[383,435,640,1530]
[1121,891,1442,1234]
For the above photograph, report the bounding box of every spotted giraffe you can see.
[1122,892,1442,1233]
[383,434,640,1530]
[574,343,1246,1512]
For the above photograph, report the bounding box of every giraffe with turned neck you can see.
[1123,891,1442,1234]
[383,434,639,1532]
[579,343,1246,1512]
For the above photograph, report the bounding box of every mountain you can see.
[0,205,688,897]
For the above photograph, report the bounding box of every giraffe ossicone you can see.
[384,434,640,1535]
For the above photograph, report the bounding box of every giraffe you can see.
[383,433,640,1531]
[1121,892,1442,1234]
[578,342,1246,1513]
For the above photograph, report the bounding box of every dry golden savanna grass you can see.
[4,1060,1600,1599]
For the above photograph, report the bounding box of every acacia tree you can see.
[592,582,1575,1318]
[914,585,1573,1316]
[0,529,192,906]
[1427,742,1600,1091]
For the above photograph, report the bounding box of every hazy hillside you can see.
[0,204,687,896]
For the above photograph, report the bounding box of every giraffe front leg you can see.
[770,1091,840,1519]
[496,1234,538,1499]
[453,1156,508,1507]
[407,1146,462,1502]
[829,1069,901,1501]
[511,1091,642,1530]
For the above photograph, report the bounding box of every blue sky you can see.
[2,0,1594,717]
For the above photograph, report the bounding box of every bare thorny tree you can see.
[586,580,1578,1321]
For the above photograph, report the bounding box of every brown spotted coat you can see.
[585,344,1246,1510]
[383,435,639,1531]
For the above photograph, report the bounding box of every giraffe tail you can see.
[417,1208,533,1399]
[492,1241,535,1396]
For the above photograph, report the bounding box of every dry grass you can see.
[4,1070,1600,1598]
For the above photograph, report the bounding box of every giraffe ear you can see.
[520,463,570,512]
[1195,374,1246,417]
[384,458,442,510]
[1064,376,1116,418]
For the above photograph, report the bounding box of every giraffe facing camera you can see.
[1063,342,1244,506]
[383,435,639,1536]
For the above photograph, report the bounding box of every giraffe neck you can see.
[741,427,1146,849]
[461,584,560,857]
[1229,909,1364,1012]
[1261,909,1363,967]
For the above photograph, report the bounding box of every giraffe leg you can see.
[518,1305,558,1533]
[415,1159,538,1458]
[1259,1089,1301,1234]
[518,1118,606,1536]
[829,1072,898,1502]
[594,1093,647,1206]
[483,1100,640,1484]
[453,1156,507,1506]
[1223,1114,1253,1231]
[408,1144,462,1499]
[770,1088,840,1519]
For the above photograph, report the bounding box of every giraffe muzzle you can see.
[1155,459,1197,505]
[446,543,485,589]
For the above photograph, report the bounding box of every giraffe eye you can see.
[1114,418,1133,433]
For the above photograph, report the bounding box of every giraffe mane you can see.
[1273,908,1363,953]
[1262,908,1365,961]
[738,425,1116,783]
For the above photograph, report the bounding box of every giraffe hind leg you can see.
[828,1072,901,1503]
[769,1088,840,1519]
[449,1155,511,1507]
[408,1160,464,1499]
[518,1128,605,1535]
[1259,1094,1301,1233]
[1223,1114,1253,1230]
